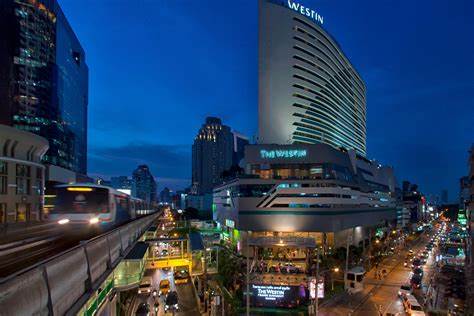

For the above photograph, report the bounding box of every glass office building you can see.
[0,0,88,174]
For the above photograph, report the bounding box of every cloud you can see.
[88,142,191,190]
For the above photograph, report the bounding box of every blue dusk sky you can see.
[60,0,474,201]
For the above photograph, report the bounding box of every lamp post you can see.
[332,267,340,291]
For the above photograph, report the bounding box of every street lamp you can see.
[332,267,340,290]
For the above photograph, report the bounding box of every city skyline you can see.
[61,0,473,198]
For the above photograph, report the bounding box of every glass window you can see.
[0,161,7,175]
[16,203,30,222]
[16,164,30,177]
[36,167,42,179]
[0,176,7,194]
[0,203,6,223]
[16,177,30,195]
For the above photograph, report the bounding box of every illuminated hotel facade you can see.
[213,143,398,247]
[213,1,399,250]
[258,0,367,156]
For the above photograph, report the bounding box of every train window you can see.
[115,195,130,214]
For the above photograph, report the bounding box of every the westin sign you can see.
[287,0,324,25]
[260,149,307,159]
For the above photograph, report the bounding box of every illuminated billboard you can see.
[251,284,307,308]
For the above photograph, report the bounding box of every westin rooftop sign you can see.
[287,0,324,25]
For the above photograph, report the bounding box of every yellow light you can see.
[334,267,340,273]
[67,187,93,192]
[375,239,380,244]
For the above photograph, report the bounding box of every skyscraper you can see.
[192,117,233,195]
[159,187,172,204]
[132,165,157,204]
[111,176,133,195]
[258,0,366,156]
[0,0,88,175]
[441,189,449,204]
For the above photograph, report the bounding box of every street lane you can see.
[353,230,438,316]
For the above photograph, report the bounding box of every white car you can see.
[398,284,412,298]
[404,294,425,315]
[138,276,153,295]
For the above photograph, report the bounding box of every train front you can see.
[48,184,113,228]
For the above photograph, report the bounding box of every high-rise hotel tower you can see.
[258,0,367,156]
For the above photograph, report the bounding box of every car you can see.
[159,279,170,296]
[138,276,153,295]
[136,303,150,316]
[174,269,189,284]
[413,267,423,278]
[404,294,425,315]
[281,262,299,274]
[165,291,179,312]
[398,284,412,297]
[411,274,422,289]
[412,258,422,268]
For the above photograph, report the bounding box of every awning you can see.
[189,232,205,251]
[124,241,149,260]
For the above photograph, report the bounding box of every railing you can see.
[0,213,159,316]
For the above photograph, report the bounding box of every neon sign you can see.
[260,149,307,159]
[287,0,324,25]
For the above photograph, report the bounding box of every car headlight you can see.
[58,218,70,225]
[89,217,99,224]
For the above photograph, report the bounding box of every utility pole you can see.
[315,246,320,316]
[246,232,250,316]
[344,231,350,289]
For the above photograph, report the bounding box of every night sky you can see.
[60,0,473,201]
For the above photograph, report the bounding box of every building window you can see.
[16,164,31,195]
[0,161,7,174]
[16,203,30,222]
[0,161,7,195]
[36,167,42,179]
[0,203,5,223]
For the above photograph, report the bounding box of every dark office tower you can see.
[441,189,448,204]
[159,187,172,204]
[132,165,157,204]
[0,0,88,175]
[192,117,233,195]
[111,176,133,191]
[232,132,249,166]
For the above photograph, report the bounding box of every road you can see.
[320,230,438,316]
[129,267,200,316]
